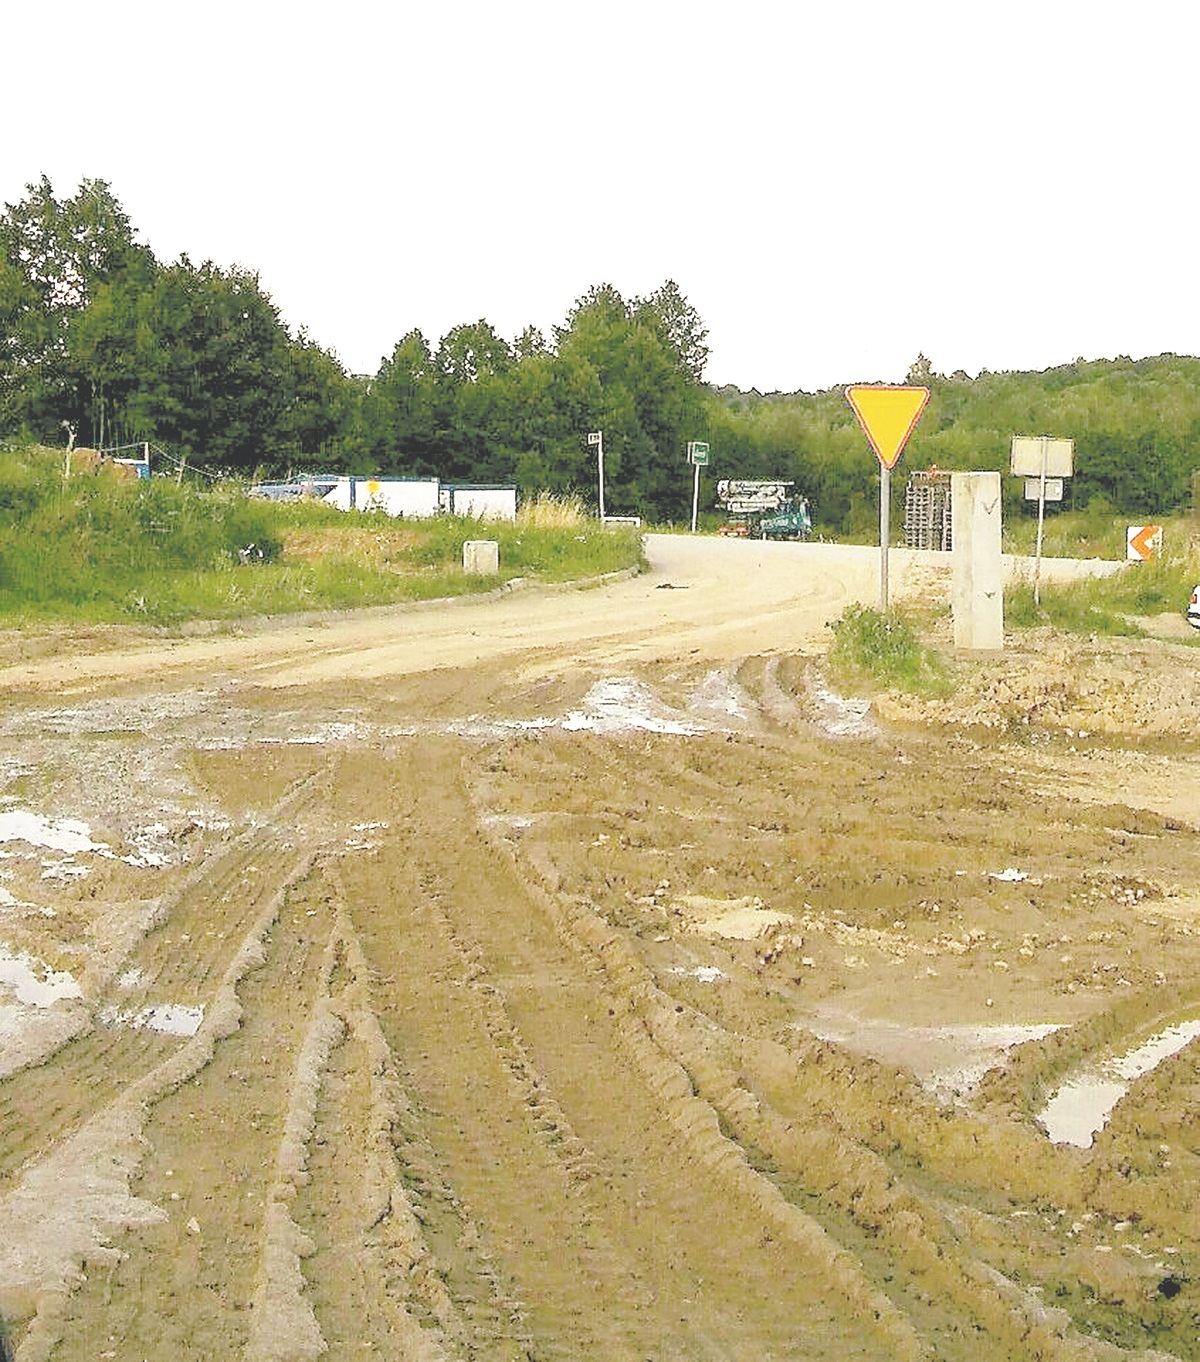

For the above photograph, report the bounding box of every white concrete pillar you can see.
[463,540,500,575]
[951,472,1003,652]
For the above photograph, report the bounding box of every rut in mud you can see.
[1,537,1199,1361]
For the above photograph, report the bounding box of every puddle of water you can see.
[446,717,553,738]
[563,679,702,736]
[100,1002,205,1038]
[812,682,876,737]
[0,810,109,856]
[121,822,175,868]
[7,692,215,736]
[286,721,365,745]
[186,678,716,750]
[688,671,756,727]
[446,679,703,740]
[40,859,92,882]
[1038,1019,1200,1147]
[344,819,390,851]
[480,813,534,834]
[800,1011,1061,1097]
[670,965,726,983]
[0,945,83,1006]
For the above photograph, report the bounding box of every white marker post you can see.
[587,431,605,520]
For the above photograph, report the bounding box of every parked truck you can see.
[758,498,812,540]
[715,480,811,540]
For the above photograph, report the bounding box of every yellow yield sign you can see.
[845,385,930,470]
[845,384,931,611]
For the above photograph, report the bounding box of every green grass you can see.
[1004,533,1200,638]
[1001,507,1130,559]
[826,603,955,696]
[0,446,645,626]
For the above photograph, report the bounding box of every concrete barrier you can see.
[463,540,499,575]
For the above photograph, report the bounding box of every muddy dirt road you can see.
[0,536,1198,1362]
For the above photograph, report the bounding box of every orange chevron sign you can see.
[1126,525,1162,561]
[845,385,930,470]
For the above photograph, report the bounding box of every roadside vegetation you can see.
[1003,512,1200,639]
[826,603,955,696]
[0,446,642,627]
[6,177,1200,533]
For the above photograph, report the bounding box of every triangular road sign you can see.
[845,385,930,470]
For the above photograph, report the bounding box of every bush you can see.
[827,604,954,696]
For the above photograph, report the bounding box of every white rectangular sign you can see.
[1011,436,1074,478]
[1024,477,1064,502]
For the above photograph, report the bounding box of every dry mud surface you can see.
[0,536,1199,1362]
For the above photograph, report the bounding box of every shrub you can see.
[827,604,954,696]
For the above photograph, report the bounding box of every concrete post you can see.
[951,472,1003,652]
[463,540,500,575]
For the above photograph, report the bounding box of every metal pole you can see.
[691,459,700,533]
[1034,436,1047,606]
[597,432,606,522]
[879,465,890,610]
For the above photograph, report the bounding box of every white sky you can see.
[5,0,1196,392]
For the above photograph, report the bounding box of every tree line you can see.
[3,178,1198,529]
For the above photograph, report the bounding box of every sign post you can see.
[845,386,931,609]
[1010,436,1074,604]
[587,431,605,520]
[687,441,709,533]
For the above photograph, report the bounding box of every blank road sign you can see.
[1024,478,1064,501]
[1011,436,1074,477]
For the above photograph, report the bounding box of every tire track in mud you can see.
[38,842,334,1362]
[0,772,329,1191]
[0,763,340,1362]
[337,740,917,1362]
[471,721,1200,1361]
[247,861,478,1362]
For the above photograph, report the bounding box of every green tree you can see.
[552,282,707,520]
[359,330,440,474]
[273,332,355,471]
[637,279,710,384]
[432,320,514,481]
[124,258,291,470]
[0,176,151,441]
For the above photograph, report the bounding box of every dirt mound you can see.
[878,628,1200,744]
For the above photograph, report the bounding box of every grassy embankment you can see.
[830,511,1200,693]
[1003,510,1200,636]
[0,445,644,627]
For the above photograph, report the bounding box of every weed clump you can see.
[827,604,954,697]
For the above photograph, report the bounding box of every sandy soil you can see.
[0,535,1198,1362]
